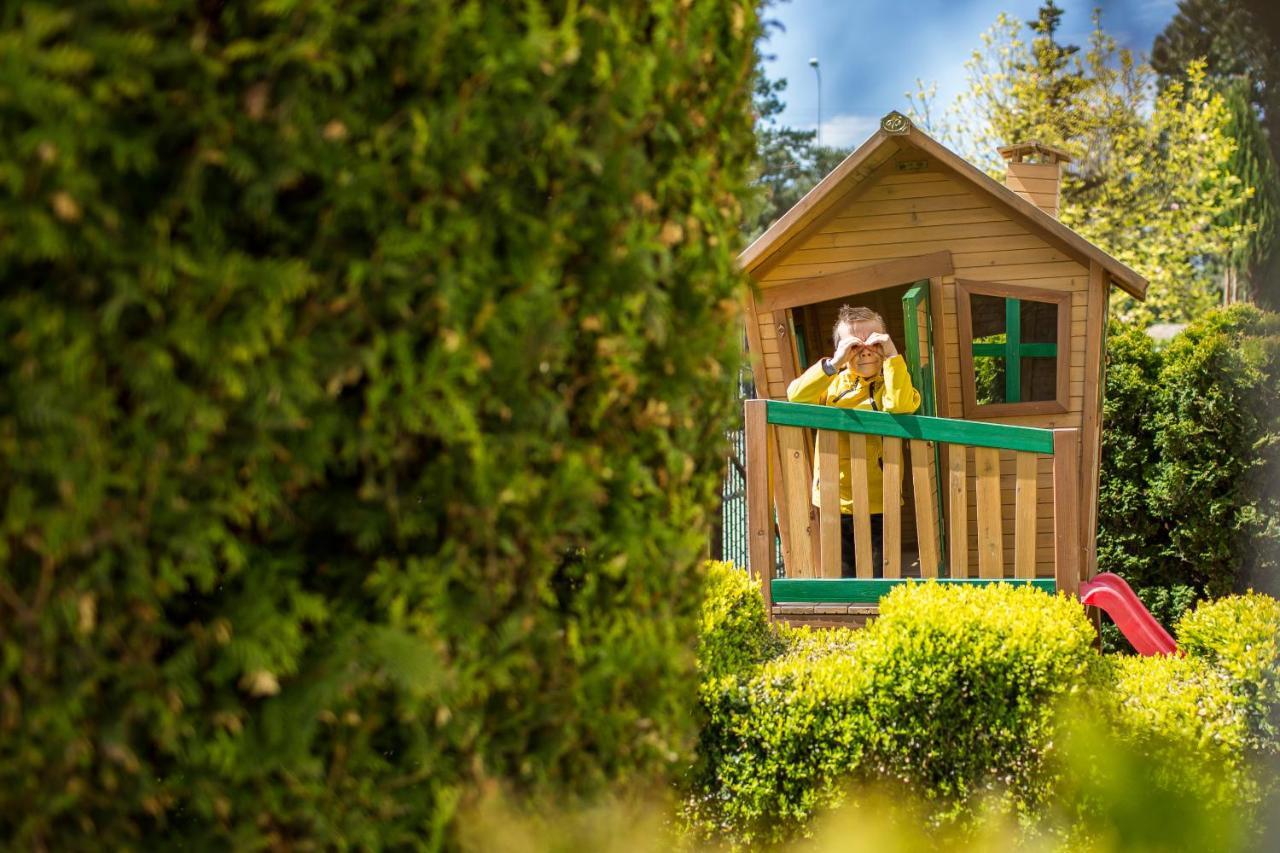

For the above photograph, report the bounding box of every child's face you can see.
[837,320,886,379]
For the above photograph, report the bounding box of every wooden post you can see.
[1052,428,1081,599]
[1081,263,1109,581]
[910,440,940,577]
[776,426,817,577]
[745,400,775,612]
[817,430,842,578]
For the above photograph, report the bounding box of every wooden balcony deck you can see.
[746,399,1082,625]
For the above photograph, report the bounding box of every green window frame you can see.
[957,280,1071,417]
[970,297,1058,402]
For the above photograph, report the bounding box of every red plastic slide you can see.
[1079,573,1178,656]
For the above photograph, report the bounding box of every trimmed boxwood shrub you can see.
[1053,653,1256,853]
[1178,593,1280,753]
[698,561,779,681]
[1105,654,1253,812]
[857,583,1096,815]
[686,582,1097,844]
[0,2,760,847]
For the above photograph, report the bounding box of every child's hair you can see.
[832,305,887,344]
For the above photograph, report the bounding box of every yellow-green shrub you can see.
[857,584,1097,817]
[1177,593,1280,752]
[686,583,1097,844]
[698,562,779,680]
[1100,653,1255,819]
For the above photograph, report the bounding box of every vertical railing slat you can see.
[910,440,940,577]
[975,446,1004,578]
[817,429,842,579]
[776,426,817,578]
[848,434,873,578]
[745,400,774,613]
[1014,451,1038,579]
[882,436,903,579]
[948,447,969,578]
[1052,429,1081,598]
[770,435,796,578]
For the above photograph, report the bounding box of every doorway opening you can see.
[787,280,940,577]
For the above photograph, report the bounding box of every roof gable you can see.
[741,113,1147,300]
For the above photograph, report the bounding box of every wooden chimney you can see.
[998,141,1072,219]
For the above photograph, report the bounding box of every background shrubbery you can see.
[0,2,759,847]
[1098,305,1280,648]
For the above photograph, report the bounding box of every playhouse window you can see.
[958,281,1070,416]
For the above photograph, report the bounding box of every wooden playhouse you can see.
[740,112,1148,628]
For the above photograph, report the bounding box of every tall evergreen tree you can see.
[748,71,820,239]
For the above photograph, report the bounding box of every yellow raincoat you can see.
[785,355,921,514]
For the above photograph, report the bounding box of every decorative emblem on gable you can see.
[880,111,912,134]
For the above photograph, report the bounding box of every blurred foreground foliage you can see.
[0,1,759,847]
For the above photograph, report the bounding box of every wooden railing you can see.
[744,399,1081,609]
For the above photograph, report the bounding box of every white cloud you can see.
[815,113,880,149]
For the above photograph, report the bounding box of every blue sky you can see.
[762,0,1180,148]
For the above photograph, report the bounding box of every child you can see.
[786,305,921,578]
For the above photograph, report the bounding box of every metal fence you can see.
[710,368,782,575]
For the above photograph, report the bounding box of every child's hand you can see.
[863,331,898,357]
[831,335,863,369]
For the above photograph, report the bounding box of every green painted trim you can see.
[772,577,1057,604]
[902,283,929,302]
[902,283,945,565]
[1005,298,1021,402]
[903,282,936,417]
[765,400,1055,454]
[972,342,1055,359]
[1019,342,1057,358]
[901,285,924,403]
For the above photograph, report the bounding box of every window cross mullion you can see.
[1005,298,1021,402]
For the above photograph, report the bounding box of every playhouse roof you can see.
[740,113,1148,301]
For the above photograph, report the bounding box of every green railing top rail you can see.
[762,400,1055,454]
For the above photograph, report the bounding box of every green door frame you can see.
[901,281,947,571]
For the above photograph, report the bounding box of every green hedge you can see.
[1079,595,1280,841]
[686,582,1096,844]
[1098,305,1280,598]
[686,576,1280,846]
[1056,653,1256,852]
[0,2,759,847]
